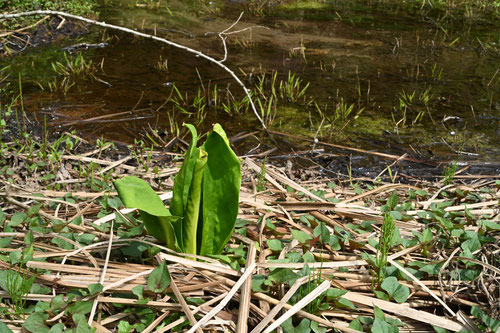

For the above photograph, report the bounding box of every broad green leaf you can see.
[132,285,149,304]
[422,228,433,243]
[0,321,13,333]
[372,318,398,333]
[9,251,22,265]
[23,312,49,333]
[107,197,122,210]
[72,314,93,333]
[461,234,481,253]
[48,323,64,333]
[373,290,390,301]
[267,268,300,285]
[302,251,315,263]
[371,307,398,333]
[9,212,26,226]
[120,241,149,257]
[381,277,410,303]
[282,318,311,333]
[0,236,13,248]
[66,301,92,315]
[313,222,330,244]
[470,305,500,331]
[267,239,284,252]
[88,283,103,295]
[148,260,171,293]
[326,288,348,300]
[50,294,67,312]
[478,220,500,231]
[199,124,241,255]
[335,297,357,310]
[251,275,268,292]
[114,176,180,250]
[311,321,327,333]
[349,318,364,332]
[291,229,313,244]
[436,216,453,230]
[117,321,133,333]
[328,234,341,250]
[132,285,145,299]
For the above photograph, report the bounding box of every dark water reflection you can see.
[1,0,499,167]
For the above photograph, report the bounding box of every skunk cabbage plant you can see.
[114,124,241,256]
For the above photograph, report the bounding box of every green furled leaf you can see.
[0,321,14,333]
[23,312,49,333]
[199,124,241,255]
[148,260,171,293]
[386,193,399,210]
[381,277,410,303]
[170,124,200,218]
[170,124,207,255]
[114,176,180,250]
[177,147,207,255]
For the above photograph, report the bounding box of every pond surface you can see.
[1,0,499,168]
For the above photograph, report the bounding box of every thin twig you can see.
[0,10,269,132]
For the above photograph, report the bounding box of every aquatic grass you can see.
[36,52,98,94]
[314,98,364,139]
[279,71,310,103]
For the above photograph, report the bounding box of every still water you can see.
[2,0,499,166]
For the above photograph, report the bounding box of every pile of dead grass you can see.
[0,135,499,333]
